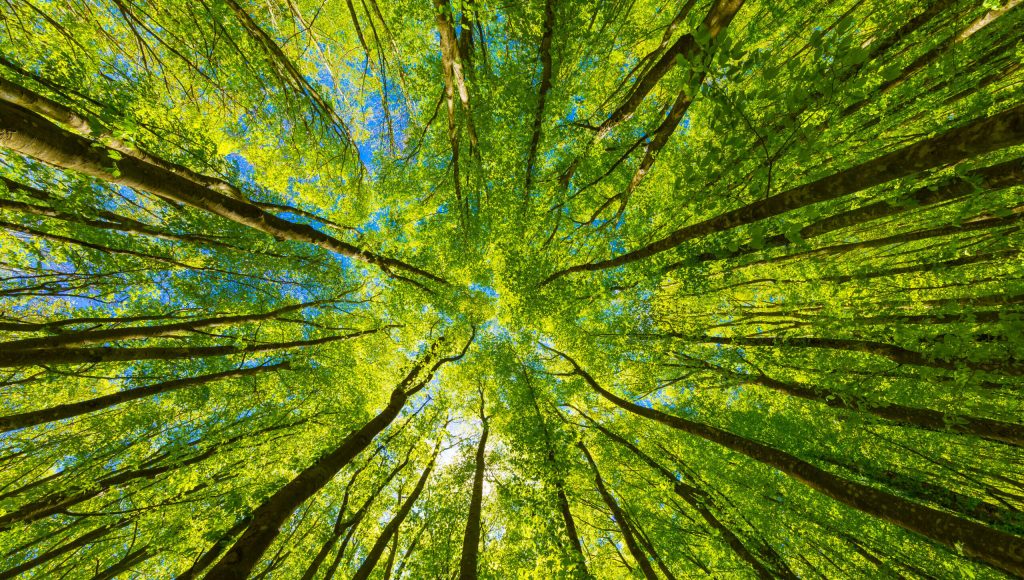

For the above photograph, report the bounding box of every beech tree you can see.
[1,0,1023,578]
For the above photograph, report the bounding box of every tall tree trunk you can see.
[546,345,1024,577]
[0,362,289,432]
[733,367,1024,446]
[524,373,590,575]
[578,442,659,580]
[0,97,444,284]
[667,156,1024,269]
[459,393,489,580]
[524,0,555,197]
[0,520,128,580]
[351,446,440,580]
[595,0,746,139]
[0,328,381,368]
[201,333,470,579]
[683,334,1023,375]
[544,103,1024,283]
[0,298,332,351]
[91,547,151,580]
[576,408,787,579]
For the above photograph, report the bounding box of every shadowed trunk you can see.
[545,345,1024,577]
[578,442,658,580]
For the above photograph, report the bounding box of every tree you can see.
[1,0,1022,577]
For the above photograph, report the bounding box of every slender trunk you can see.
[577,409,783,579]
[459,398,489,580]
[524,374,589,575]
[544,103,1024,283]
[748,212,1023,269]
[738,369,1024,446]
[91,547,151,580]
[352,448,440,580]
[547,346,1024,577]
[524,0,555,196]
[0,299,330,351]
[201,334,469,579]
[669,156,1024,269]
[299,456,407,580]
[178,516,253,579]
[595,0,745,139]
[555,483,588,575]
[382,528,400,580]
[0,423,295,530]
[0,520,127,580]
[685,334,1023,375]
[629,517,678,580]
[578,442,658,580]
[0,362,289,432]
[0,98,444,284]
[0,328,381,368]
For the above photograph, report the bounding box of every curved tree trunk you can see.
[459,395,489,579]
[578,442,658,580]
[546,345,1024,577]
[351,447,440,580]
[0,362,289,432]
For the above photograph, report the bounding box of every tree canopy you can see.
[1,0,1023,577]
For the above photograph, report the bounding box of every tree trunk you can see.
[577,408,785,579]
[0,520,128,580]
[459,397,489,580]
[548,346,1024,577]
[0,328,380,368]
[685,334,1023,375]
[544,103,1024,283]
[0,362,289,432]
[0,98,444,284]
[201,335,468,579]
[0,299,330,351]
[352,448,439,580]
[578,442,658,580]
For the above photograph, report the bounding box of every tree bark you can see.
[576,408,786,579]
[351,448,440,580]
[0,98,445,284]
[0,362,288,432]
[459,395,489,579]
[578,442,658,580]
[201,333,470,579]
[595,0,746,139]
[544,103,1024,283]
[0,520,128,579]
[667,156,1024,269]
[684,334,1023,375]
[546,345,1024,577]
[0,327,382,368]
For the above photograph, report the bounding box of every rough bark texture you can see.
[0,99,444,284]
[551,346,1024,577]
[0,362,288,432]
[578,442,658,580]
[545,103,1024,283]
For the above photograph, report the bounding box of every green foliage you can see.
[0,0,1023,577]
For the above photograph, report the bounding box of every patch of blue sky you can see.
[469,283,498,298]
[226,152,257,186]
